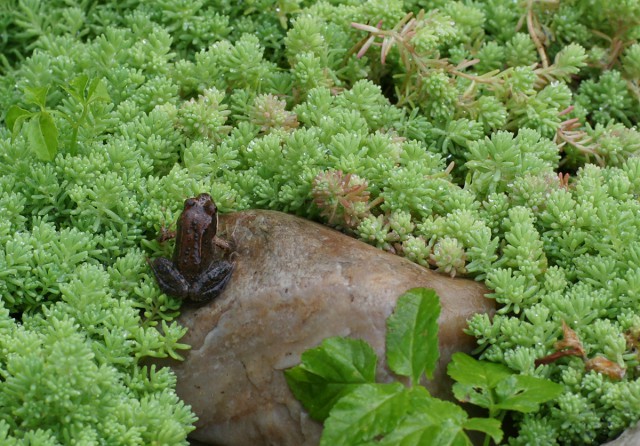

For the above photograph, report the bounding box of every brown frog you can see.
[150,193,234,302]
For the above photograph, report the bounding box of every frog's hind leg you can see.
[149,257,191,300]
[191,261,235,302]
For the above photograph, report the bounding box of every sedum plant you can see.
[0,0,639,444]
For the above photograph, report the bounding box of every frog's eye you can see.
[184,198,196,208]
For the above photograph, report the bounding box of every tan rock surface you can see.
[159,210,494,446]
[602,422,640,446]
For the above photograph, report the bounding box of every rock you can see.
[602,422,640,446]
[157,210,494,446]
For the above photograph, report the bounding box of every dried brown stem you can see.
[527,7,549,68]
[554,109,601,165]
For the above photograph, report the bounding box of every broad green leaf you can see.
[386,287,441,383]
[284,337,377,420]
[463,418,503,443]
[38,111,59,160]
[25,112,59,161]
[24,85,49,108]
[451,382,494,409]
[87,78,110,104]
[64,75,89,102]
[64,76,110,105]
[378,389,475,446]
[449,353,514,410]
[494,374,564,413]
[408,388,467,424]
[447,352,513,388]
[320,382,408,446]
[5,106,31,136]
[379,421,471,446]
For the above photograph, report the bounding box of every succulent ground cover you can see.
[0,0,639,444]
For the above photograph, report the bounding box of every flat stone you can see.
[157,210,494,446]
[602,421,640,446]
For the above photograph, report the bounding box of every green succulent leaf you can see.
[386,287,441,383]
[284,337,377,421]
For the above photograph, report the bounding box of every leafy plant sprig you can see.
[286,288,564,445]
[5,76,110,160]
[6,85,58,161]
[60,75,111,156]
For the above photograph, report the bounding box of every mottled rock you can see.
[159,210,494,446]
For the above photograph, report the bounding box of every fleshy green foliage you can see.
[468,163,640,443]
[1,0,639,443]
[465,129,559,197]
[576,70,639,126]
[0,297,195,444]
[287,288,562,445]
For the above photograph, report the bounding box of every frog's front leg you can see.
[149,257,191,300]
[191,261,235,302]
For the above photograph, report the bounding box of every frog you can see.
[150,193,235,302]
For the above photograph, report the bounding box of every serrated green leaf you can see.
[38,111,59,160]
[449,353,564,416]
[448,353,514,410]
[87,78,110,104]
[25,112,59,161]
[380,422,471,446]
[64,76,110,105]
[24,85,49,108]
[64,75,89,102]
[377,389,476,446]
[463,418,503,443]
[284,337,377,421]
[451,382,494,408]
[407,389,467,424]
[494,374,564,413]
[320,383,408,446]
[386,288,441,383]
[5,106,31,138]
[447,352,513,388]
[6,106,31,130]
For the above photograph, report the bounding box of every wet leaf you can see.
[386,288,441,383]
[284,337,377,421]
